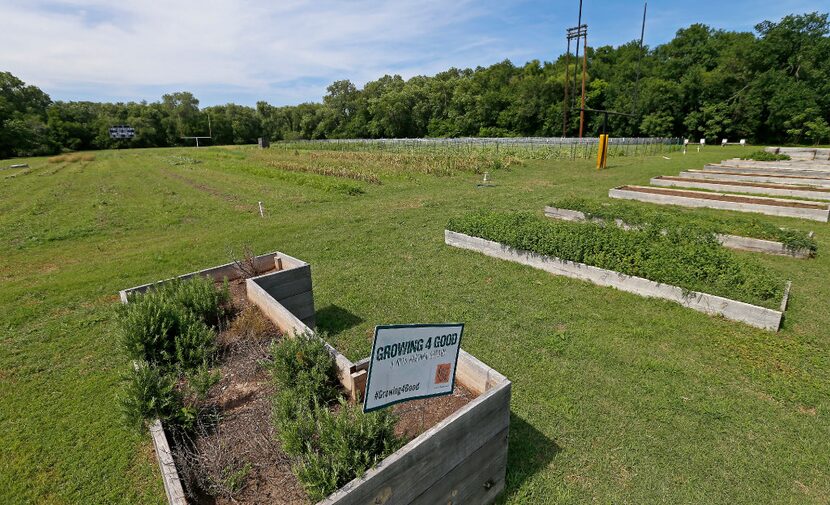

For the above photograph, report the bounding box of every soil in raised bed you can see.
[699,170,830,181]
[656,176,830,193]
[619,185,829,209]
[172,276,477,505]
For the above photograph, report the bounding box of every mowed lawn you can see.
[1,145,828,504]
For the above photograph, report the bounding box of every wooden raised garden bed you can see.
[680,169,830,188]
[120,252,511,505]
[703,164,830,179]
[609,185,830,222]
[445,230,791,331]
[543,206,814,259]
[650,175,830,201]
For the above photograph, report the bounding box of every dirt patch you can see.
[657,176,830,193]
[620,186,829,209]
[393,384,475,440]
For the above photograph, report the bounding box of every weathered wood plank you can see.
[320,381,511,505]
[120,252,283,302]
[609,186,830,222]
[409,427,508,505]
[251,265,312,296]
[275,290,316,321]
[456,350,508,396]
[247,279,353,392]
[149,420,187,505]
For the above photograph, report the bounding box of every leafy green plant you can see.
[268,334,401,499]
[269,333,340,404]
[174,318,217,371]
[120,361,181,432]
[186,363,221,401]
[294,400,402,501]
[551,197,817,254]
[448,210,786,308]
[117,277,228,369]
[740,150,791,161]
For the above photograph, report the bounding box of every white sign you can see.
[363,323,464,412]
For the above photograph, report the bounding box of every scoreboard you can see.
[109,125,135,139]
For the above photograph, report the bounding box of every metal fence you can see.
[275,136,682,160]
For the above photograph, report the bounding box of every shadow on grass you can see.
[497,412,561,503]
[315,304,364,336]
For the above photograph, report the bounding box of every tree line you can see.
[1,12,829,158]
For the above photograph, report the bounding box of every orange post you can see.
[596,134,609,169]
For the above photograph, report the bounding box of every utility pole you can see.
[563,36,571,137]
[579,29,588,138]
[632,1,648,118]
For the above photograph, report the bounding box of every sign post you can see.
[363,323,464,413]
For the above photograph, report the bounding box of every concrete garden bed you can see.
[120,252,511,505]
[544,206,814,258]
[650,175,830,201]
[704,164,830,178]
[764,147,830,161]
[680,169,830,188]
[609,185,830,222]
[445,230,790,331]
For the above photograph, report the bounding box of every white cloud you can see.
[0,0,520,104]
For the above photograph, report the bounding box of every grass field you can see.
[1,144,828,504]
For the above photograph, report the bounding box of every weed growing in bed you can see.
[552,196,817,254]
[448,211,786,308]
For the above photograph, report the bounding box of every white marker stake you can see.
[258,201,264,217]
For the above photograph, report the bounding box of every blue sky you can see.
[0,0,826,106]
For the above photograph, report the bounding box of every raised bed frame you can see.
[445,230,790,331]
[650,176,830,201]
[764,147,830,161]
[680,170,830,188]
[544,206,814,259]
[120,252,511,505]
[609,185,830,222]
[704,164,830,179]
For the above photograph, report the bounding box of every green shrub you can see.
[121,361,181,432]
[161,276,230,328]
[269,334,402,499]
[186,363,221,401]
[270,333,340,404]
[740,150,791,161]
[448,210,786,308]
[117,276,228,369]
[174,318,217,370]
[294,400,401,501]
[117,294,181,366]
[551,197,817,254]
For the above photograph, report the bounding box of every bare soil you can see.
[172,276,477,504]
[621,185,829,209]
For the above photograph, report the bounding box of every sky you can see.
[0,0,826,107]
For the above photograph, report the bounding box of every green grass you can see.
[1,145,828,504]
